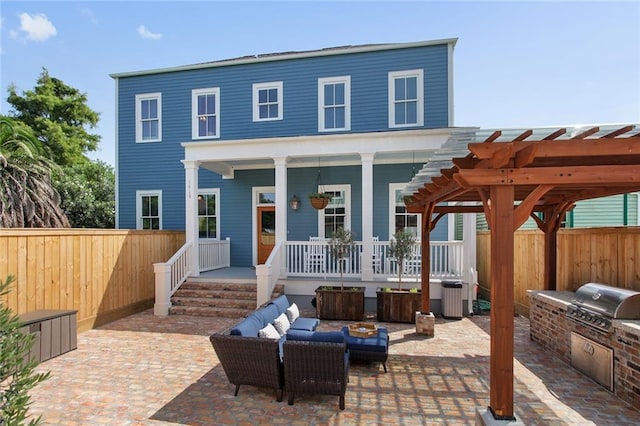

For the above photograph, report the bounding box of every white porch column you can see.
[183,160,200,277]
[274,157,288,277]
[361,153,374,280]
[462,204,477,313]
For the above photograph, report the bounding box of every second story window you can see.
[318,76,350,132]
[135,93,162,143]
[253,82,283,121]
[192,88,220,139]
[388,70,424,128]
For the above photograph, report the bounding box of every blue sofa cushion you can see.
[341,326,389,353]
[230,313,263,337]
[290,317,320,331]
[254,304,280,327]
[269,295,290,315]
[286,330,345,343]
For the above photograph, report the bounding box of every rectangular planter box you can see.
[376,290,422,323]
[315,286,365,321]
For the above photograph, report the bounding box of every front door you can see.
[257,206,276,264]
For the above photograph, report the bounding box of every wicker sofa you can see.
[209,295,323,402]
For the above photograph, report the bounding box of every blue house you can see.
[110,39,478,314]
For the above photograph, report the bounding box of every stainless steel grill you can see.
[566,283,640,332]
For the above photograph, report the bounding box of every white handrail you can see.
[153,242,193,316]
[255,240,284,307]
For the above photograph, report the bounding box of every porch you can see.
[154,238,471,316]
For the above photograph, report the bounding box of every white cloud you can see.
[137,25,162,40]
[80,7,98,25]
[17,12,57,41]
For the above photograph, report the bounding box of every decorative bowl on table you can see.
[348,322,378,338]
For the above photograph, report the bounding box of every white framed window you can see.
[135,93,162,142]
[198,189,220,239]
[253,81,283,121]
[192,88,220,140]
[388,70,424,128]
[136,190,162,230]
[318,76,350,132]
[389,183,421,239]
[318,184,351,238]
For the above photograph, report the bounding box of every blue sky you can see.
[1,1,639,167]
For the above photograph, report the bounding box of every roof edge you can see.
[109,38,458,79]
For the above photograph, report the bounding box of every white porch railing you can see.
[255,240,285,308]
[285,240,464,280]
[199,238,231,272]
[154,238,231,316]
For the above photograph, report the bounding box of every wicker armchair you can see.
[209,332,284,402]
[283,340,349,410]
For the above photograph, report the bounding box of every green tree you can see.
[0,275,50,425]
[6,68,100,167]
[0,116,69,228]
[6,69,115,228]
[55,161,115,228]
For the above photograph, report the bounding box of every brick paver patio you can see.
[27,309,640,425]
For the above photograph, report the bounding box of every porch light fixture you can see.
[289,195,300,211]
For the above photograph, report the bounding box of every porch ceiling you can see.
[184,128,461,176]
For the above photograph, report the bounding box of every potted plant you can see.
[376,230,421,323]
[315,228,364,320]
[308,192,332,210]
[389,229,416,291]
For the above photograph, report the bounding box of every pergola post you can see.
[488,185,515,420]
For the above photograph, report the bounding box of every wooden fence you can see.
[0,229,184,332]
[477,227,640,316]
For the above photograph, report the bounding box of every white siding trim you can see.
[252,81,283,122]
[135,93,162,143]
[318,184,351,238]
[192,88,220,140]
[114,78,120,228]
[135,190,163,230]
[198,188,221,239]
[448,43,455,127]
[388,69,424,129]
[318,76,351,132]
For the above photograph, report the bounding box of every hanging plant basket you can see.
[309,193,331,210]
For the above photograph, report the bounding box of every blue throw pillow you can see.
[269,295,290,315]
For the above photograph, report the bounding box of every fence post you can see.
[153,262,172,316]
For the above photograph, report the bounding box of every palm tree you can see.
[0,116,69,227]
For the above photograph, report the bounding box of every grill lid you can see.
[572,283,640,319]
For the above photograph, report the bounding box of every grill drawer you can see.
[571,332,613,391]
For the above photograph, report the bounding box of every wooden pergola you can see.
[404,124,640,420]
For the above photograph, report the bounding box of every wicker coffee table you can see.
[341,325,389,372]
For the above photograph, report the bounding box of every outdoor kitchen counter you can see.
[528,289,640,409]
[527,290,573,308]
[528,289,640,334]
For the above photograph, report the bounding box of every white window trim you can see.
[318,184,351,238]
[389,183,421,239]
[136,190,163,230]
[388,69,424,128]
[192,88,220,140]
[252,186,276,265]
[318,76,351,132]
[198,188,220,239]
[252,81,283,122]
[135,93,162,143]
